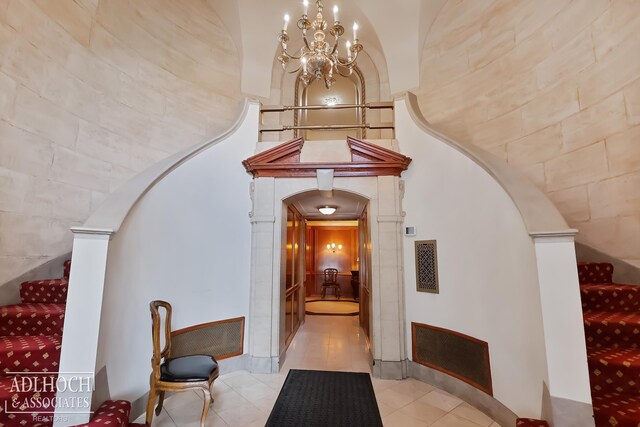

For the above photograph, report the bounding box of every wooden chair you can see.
[321,268,340,299]
[146,300,219,427]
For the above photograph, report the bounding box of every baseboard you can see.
[373,359,408,379]
[548,395,594,427]
[247,355,279,374]
[409,361,517,427]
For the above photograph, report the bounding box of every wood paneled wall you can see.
[306,225,359,297]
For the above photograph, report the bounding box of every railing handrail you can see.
[260,122,395,133]
[260,102,393,113]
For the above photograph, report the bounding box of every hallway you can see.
[136,316,501,427]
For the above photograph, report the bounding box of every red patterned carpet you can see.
[579,262,640,427]
[0,260,70,426]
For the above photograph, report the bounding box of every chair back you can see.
[323,268,338,284]
[150,300,173,380]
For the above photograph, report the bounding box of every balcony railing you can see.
[259,102,394,138]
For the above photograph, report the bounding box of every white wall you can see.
[397,100,550,417]
[93,105,258,400]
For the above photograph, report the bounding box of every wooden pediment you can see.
[243,136,411,178]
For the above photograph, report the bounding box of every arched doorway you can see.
[246,172,407,379]
[294,67,366,141]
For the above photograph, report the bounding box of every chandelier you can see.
[278,0,363,89]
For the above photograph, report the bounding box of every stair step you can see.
[0,374,57,426]
[0,303,65,337]
[71,400,132,427]
[581,283,640,312]
[63,260,71,280]
[578,262,614,284]
[516,419,549,427]
[583,310,640,349]
[20,279,68,304]
[592,392,640,427]
[0,335,62,375]
[587,347,640,394]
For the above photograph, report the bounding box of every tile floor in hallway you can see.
[136,315,501,427]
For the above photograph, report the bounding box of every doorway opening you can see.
[280,190,372,370]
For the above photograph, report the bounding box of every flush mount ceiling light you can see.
[277,0,364,89]
[318,206,337,215]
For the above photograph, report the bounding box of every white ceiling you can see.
[288,190,367,220]
[209,0,446,97]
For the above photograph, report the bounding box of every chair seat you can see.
[160,355,218,382]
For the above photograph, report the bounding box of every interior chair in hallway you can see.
[146,300,219,427]
[321,268,341,299]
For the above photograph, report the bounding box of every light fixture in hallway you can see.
[277,0,364,88]
[326,242,343,252]
[318,206,337,215]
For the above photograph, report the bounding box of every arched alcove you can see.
[262,32,391,142]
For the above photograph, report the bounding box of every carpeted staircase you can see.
[0,260,70,426]
[0,261,141,427]
[579,262,640,427]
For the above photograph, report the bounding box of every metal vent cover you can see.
[412,322,492,395]
[415,240,439,293]
[171,317,244,360]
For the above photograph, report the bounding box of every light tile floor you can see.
[136,316,501,427]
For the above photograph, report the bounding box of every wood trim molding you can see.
[242,137,411,178]
[411,322,493,396]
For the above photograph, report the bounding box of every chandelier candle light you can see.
[278,0,363,88]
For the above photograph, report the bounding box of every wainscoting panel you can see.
[171,317,245,360]
[412,322,492,395]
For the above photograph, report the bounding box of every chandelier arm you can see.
[335,67,353,78]
[330,32,340,56]
[335,52,358,68]
[302,29,312,51]
[281,45,302,61]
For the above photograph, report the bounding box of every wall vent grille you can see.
[415,240,439,293]
[171,317,244,360]
[412,322,492,395]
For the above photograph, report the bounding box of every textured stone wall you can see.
[0,0,242,284]
[417,0,640,267]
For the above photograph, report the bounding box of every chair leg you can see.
[200,388,212,427]
[321,286,326,299]
[145,383,157,426]
[155,391,165,416]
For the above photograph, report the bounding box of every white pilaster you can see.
[54,228,113,427]
[531,231,594,427]
[372,176,407,379]
[248,178,278,372]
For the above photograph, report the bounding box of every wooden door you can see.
[358,206,371,342]
[284,206,304,346]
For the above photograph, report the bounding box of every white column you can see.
[54,228,113,427]
[247,178,278,373]
[373,176,407,379]
[531,231,594,427]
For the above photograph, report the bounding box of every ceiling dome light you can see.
[319,206,337,215]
